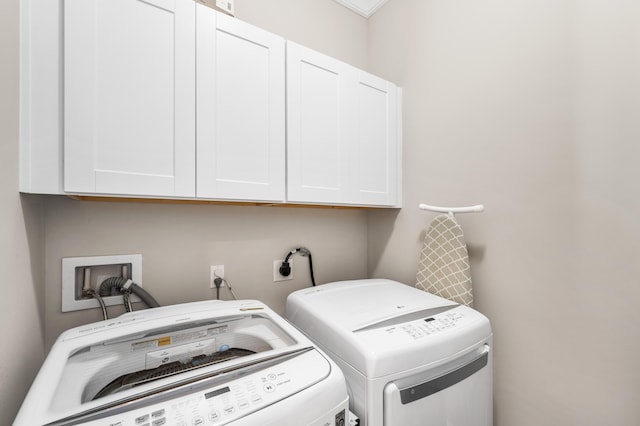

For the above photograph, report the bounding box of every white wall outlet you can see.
[215,0,234,15]
[62,254,142,312]
[210,265,225,288]
[198,0,235,16]
[273,259,293,282]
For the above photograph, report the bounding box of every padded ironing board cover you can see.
[416,214,474,307]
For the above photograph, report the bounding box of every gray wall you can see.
[0,0,46,420]
[43,198,369,347]
[6,0,640,424]
[367,1,640,425]
[236,0,368,68]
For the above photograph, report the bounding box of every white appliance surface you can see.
[16,300,349,426]
[286,278,493,426]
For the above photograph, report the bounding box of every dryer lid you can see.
[286,279,492,377]
[287,279,457,331]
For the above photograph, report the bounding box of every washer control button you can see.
[263,383,276,393]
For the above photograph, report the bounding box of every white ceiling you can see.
[333,0,390,18]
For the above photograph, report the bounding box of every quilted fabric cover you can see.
[416,214,473,307]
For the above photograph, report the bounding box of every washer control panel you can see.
[85,349,330,425]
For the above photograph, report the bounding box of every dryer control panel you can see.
[367,309,472,345]
[350,305,491,377]
[399,311,466,340]
[354,305,489,354]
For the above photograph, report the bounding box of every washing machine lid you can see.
[17,300,324,426]
[286,279,492,378]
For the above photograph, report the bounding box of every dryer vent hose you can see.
[98,277,161,308]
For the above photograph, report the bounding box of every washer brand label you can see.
[157,336,171,346]
[131,336,171,351]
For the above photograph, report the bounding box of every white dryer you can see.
[15,300,349,426]
[286,279,492,426]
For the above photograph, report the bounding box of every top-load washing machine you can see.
[15,300,349,426]
[286,279,492,426]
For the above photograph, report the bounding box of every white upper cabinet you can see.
[286,41,356,205]
[21,1,400,207]
[64,0,196,197]
[286,41,401,207]
[353,71,400,206]
[196,6,285,201]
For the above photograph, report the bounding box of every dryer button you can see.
[135,414,150,424]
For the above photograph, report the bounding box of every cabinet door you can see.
[196,6,285,201]
[354,71,400,206]
[286,41,357,205]
[64,0,196,197]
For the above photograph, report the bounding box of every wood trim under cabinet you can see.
[66,195,384,209]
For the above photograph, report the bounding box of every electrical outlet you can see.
[198,0,234,16]
[273,259,293,282]
[210,265,225,288]
[215,0,234,15]
[62,254,142,312]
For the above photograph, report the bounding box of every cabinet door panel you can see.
[64,0,195,196]
[287,42,400,207]
[299,61,341,189]
[197,7,285,201]
[286,41,354,204]
[356,72,399,206]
